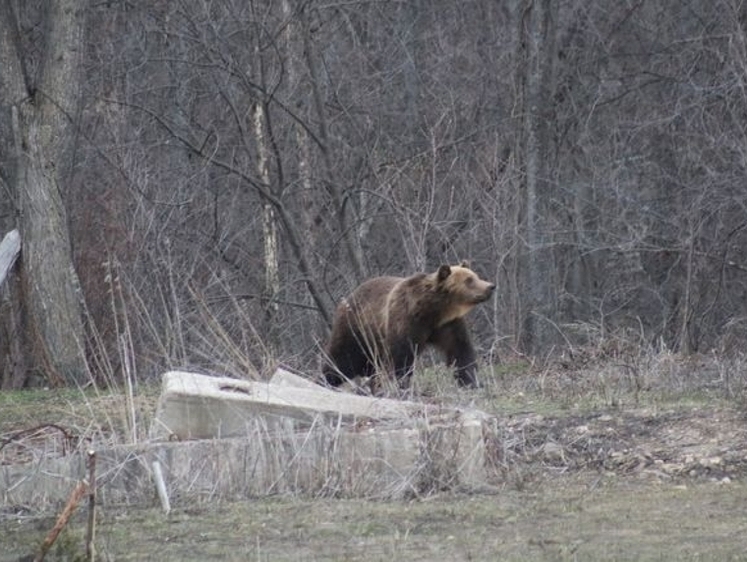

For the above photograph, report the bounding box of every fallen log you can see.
[0,229,20,288]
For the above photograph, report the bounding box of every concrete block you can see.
[269,366,324,389]
[2,370,500,509]
[150,371,434,441]
[2,410,499,507]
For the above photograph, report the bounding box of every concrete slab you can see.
[150,371,435,441]
[2,370,500,509]
[2,412,499,507]
[269,367,325,389]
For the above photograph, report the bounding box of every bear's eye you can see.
[465,277,475,287]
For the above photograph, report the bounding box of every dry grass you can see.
[3,347,747,560]
[3,476,747,561]
[0,384,159,467]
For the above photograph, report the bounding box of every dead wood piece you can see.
[0,229,20,288]
[34,480,87,562]
[86,450,97,562]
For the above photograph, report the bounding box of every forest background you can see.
[2,0,747,388]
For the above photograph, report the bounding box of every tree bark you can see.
[520,0,556,354]
[0,0,87,385]
[252,99,280,337]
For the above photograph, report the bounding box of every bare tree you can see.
[517,0,557,354]
[0,0,87,386]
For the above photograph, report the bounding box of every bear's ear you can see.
[459,259,470,268]
[437,265,452,281]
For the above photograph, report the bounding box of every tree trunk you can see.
[520,0,556,355]
[0,0,87,385]
[282,0,317,261]
[252,100,280,342]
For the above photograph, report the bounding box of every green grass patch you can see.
[3,478,746,561]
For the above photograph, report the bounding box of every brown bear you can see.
[322,262,495,389]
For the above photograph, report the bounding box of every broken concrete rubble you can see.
[1,369,500,508]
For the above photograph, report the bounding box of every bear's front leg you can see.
[429,319,480,388]
[388,341,417,389]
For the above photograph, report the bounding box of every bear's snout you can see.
[471,281,495,303]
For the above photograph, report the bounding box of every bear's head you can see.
[433,262,495,325]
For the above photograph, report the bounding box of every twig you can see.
[34,481,87,562]
[86,450,97,562]
[0,423,76,455]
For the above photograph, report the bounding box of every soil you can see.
[494,404,747,486]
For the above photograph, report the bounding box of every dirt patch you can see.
[493,406,747,485]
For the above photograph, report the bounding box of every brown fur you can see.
[323,263,495,389]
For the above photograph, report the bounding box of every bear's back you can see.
[346,276,402,313]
